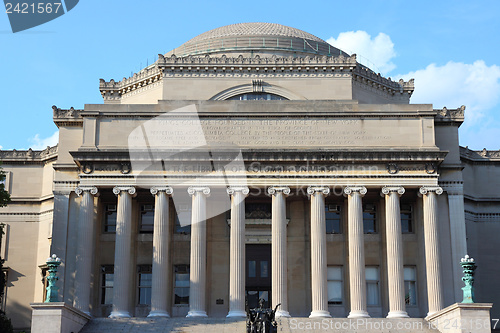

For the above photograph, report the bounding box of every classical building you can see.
[0,23,499,331]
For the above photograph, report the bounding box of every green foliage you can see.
[0,310,14,333]
[0,164,10,208]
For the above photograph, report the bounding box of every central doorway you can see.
[245,244,271,309]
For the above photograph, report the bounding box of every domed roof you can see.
[167,22,347,58]
[187,22,326,44]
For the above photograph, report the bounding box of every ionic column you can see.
[148,186,173,318]
[382,186,409,318]
[308,186,332,318]
[73,186,98,315]
[344,186,370,318]
[186,186,210,318]
[227,186,249,318]
[419,186,444,317]
[109,186,136,318]
[268,186,291,318]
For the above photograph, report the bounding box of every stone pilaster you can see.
[420,186,444,317]
[344,186,370,318]
[381,186,409,318]
[148,186,174,318]
[268,186,291,318]
[308,186,331,318]
[186,186,210,318]
[73,186,98,315]
[226,186,249,318]
[109,186,136,318]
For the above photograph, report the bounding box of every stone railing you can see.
[434,106,465,122]
[0,145,58,162]
[460,146,500,161]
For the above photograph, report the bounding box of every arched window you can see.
[227,93,288,101]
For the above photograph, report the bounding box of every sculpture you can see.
[246,299,280,333]
[460,254,476,303]
[45,254,61,303]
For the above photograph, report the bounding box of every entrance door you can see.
[246,244,271,309]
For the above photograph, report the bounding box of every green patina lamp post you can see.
[460,254,476,303]
[45,254,62,303]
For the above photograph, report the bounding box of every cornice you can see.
[460,146,500,162]
[434,106,465,125]
[99,54,413,103]
[52,105,83,127]
[0,145,58,163]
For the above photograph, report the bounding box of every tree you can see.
[0,164,10,207]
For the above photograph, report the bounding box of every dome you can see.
[167,22,348,58]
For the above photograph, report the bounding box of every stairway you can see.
[79,317,441,333]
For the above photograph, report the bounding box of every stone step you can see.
[80,317,441,333]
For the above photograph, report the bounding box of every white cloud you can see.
[400,60,500,124]
[29,130,59,150]
[327,31,396,74]
[0,145,3,150]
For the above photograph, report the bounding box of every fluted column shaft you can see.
[109,186,136,318]
[308,186,331,318]
[74,186,98,315]
[227,186,249,318]
[268,186,291,318]
[148,187,173,317]
[345,186,370,318]
[382,186,409,318]
[420,187,444,317]
[187,186,210,317]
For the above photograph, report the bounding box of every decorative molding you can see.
[74,186,98,196]
[381,186,405,197]
[387,163,399,174]
[267,186,291,195]
[306,186,330,196]
[419,186,443,195]
[434,106,465,123]
[460,146,500,162]
[112,186,136,196]
[227,186,250,196]
[0,145,58,163]
[150,186,173,196]
[465,210,500,223]
[187,186,211,196]
[343,186,367,196]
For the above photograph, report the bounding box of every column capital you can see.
[150,186,173,196]
[381,186,405,197]
[267,186,291,196]
[75,186,98,196]
[307,186,330,196]
[113,186,136,196]
[419,186,443,196]
[343,186,367,197]
[227,186,249,196]
[188,186,210,196]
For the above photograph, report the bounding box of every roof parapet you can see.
[434,106,465,124]
[52,105,83,127]
[460,146,500,161]
[0,145,58,162]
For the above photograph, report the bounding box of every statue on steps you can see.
[246,299,280,333]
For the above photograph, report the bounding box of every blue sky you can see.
[1,0,499,150]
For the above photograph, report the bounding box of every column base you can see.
[309,310,332,318]
[275,310,291,318]
[227,310,246,318]
[347,310,370,318]
[109,310,131,318]
[187,310,208,318]
[147,310,170,318]
[387,310,409,318]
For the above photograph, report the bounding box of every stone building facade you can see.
[0,23,499,331]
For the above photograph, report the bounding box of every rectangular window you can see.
[363,204,377,234]
[404,266,417,305]
[104,204,117,233]
[327,266,343,305]
[101,265,114,305]
[248,260,256,278]
[401,204,413,233]
[366,266,380,306]
[137,265,152,305]
[140,204,154,233]
[325,204,342,234]
[174,265,190,305]
[174,215,191,234]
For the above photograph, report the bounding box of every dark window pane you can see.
[105,211,117,233]
[260,261,268,278]
[174,287,189,304]
[248,260,256,278]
